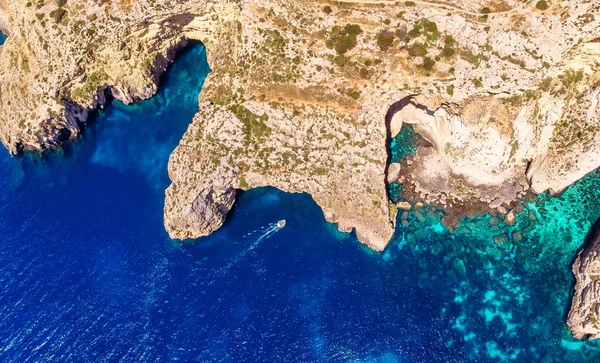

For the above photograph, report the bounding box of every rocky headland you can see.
[1,0,600,337]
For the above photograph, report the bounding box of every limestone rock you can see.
[387,163,401,184]
[505,210,516,226]
[568,219,600,340]
[396,201,412,211]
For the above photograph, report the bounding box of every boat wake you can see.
[213,221,284,277]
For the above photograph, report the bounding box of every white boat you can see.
[277,220,286,228]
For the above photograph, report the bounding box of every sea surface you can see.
[1,39,600,361]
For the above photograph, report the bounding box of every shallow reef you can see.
[386,128,600,360]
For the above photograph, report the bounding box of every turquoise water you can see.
[388,125,418,203]
[0,41,600,361]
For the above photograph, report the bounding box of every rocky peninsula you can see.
[1,0,600,338]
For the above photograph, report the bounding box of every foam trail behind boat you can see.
[214,222,280,276]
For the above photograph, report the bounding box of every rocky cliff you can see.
[0,0,600,250]
[568,218,600,340]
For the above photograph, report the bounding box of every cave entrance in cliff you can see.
[384,97,420,204]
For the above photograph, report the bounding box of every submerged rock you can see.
[396,201,412,211]
[512,230,523,243]
[493,234,510,248]
[568,218,600,340]
[452,258,467,276]
[504,210,516,226]
[387,163,402,184]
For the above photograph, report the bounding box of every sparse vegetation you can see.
[323,6,332,14]
[230,104,272,146]
[326,24,363,55]
[422,57,435,71]
[441,35,455,58]
[70,70,108,100]
[376,30,395,51]
[558,68,584,89]
[408,42,427,57]
[49,7,67,24]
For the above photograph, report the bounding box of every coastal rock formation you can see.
[1,0,600,249]
[0,0,233,154]
[568,219,600,340]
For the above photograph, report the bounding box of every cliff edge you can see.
[568,218,600,340]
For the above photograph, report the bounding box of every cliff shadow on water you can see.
[577,216,600,262]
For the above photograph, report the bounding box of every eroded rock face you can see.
[0,0,232,154]
[164,98,395,251]
[568,219,600,340]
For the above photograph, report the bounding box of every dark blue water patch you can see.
[1,39,600,362]
[0,31,5,45]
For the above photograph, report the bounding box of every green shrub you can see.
[535,1,549,10]
[408,19,439,42]
[349,90,361,100]
[441,45,455,58]
[359,67,369,78]
[405,1,416,6]
[345,24,362,36]
[422,57,435,71]
[376,30,395,51]
[407,42,427,57]
[333,55,347,67]
[480,7,491,14]
[323,6,332,14]
[326,24,363,55]
[446,84,454,95]
[56,0,66,7]
[49,8,67,23]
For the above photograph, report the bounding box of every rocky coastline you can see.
[1,0,600,338]
[569,218,600,340]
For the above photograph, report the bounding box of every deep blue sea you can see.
[2,38,600,361]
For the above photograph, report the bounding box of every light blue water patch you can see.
[384,169,600,361]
